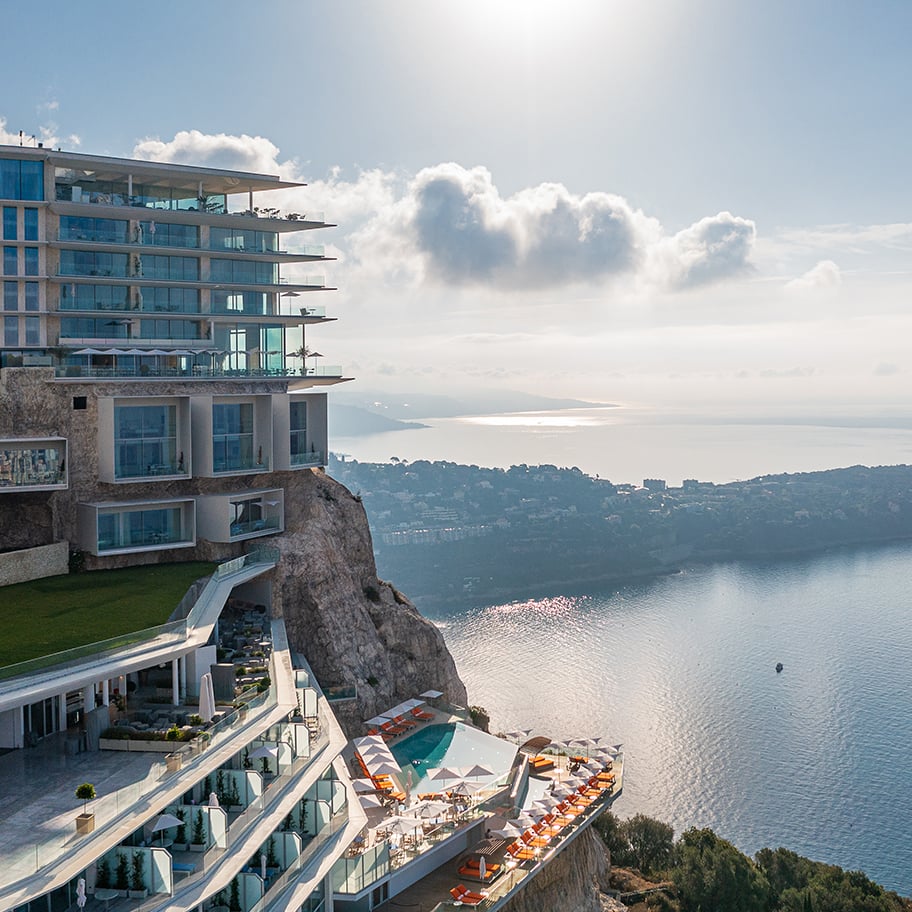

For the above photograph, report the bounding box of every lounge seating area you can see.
[450,884,488,906]
[457,856,501,883]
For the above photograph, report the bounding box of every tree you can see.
[623,814,675,875]
[673,828,769,912]
[114,853,130,891]
[75,782,96,815]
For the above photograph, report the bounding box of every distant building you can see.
[642,478,667,491]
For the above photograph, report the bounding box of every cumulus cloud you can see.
[0,116,78,150]
[127,130,756,293]
[786,259,842,290]
[652,212,757,289]
[133,130,294,178]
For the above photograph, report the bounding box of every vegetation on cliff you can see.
[593,812,912,911]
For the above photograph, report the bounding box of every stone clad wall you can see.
[0,541,69,586]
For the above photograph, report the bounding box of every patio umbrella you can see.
[249,745,278,760]
[352,778,379,793]
[491,821,524,840]
[401,698,426,710]
[151,812,183,846]
[504,729,532,742]
[365,715,391,727]
[419,690,443,699]
[404,799,449,819]
[76,878,86,911]
[427,766,462,783]
[367,760,402,777]
[461,764,494,780]
[384,815,422,836]
[359,793,385,809]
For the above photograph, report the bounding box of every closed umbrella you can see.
[478,856,487,881]
[209,792,220,808]
[76,878,86,911]
[198,672,215,723]
[260,853,267,880]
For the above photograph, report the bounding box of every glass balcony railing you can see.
[229,517,280,538]
[291,450,325,468]
[54,364,344,380]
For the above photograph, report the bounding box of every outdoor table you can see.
[94,889,119,909]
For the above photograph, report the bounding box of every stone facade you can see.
[0,541,68,586]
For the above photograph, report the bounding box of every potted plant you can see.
[129,852,148,899]
[211,889,229,912]
[227,776,243,813]
[266,836,279,875]
[189,809,206,852]
[229,877,241,912]
[114,852,130,896]
[173,808,188,851]
[75,783,96,834]
[95,858,111,889]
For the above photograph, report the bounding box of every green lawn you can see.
[2,562,216,667]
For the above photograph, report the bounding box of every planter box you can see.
[76,813,95,835]
[165,753,183,772]
[228,805,244,813]
[99,738,185,753]
[188,844,206,853]
[128,890,148,899]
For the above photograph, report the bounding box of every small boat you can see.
[775,662,784,673]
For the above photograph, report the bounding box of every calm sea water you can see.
[423,542,912,895]
[333,405,912,486]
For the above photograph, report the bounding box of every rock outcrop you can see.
[270,468,467,736]
[501,829,616,912]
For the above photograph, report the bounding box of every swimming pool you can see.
[391,722,518,793]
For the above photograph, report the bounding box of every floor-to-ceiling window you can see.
[114,404,178,478]
[212,402,255,472]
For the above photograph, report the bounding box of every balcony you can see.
[0,438,67,493]
[291,450,325,468]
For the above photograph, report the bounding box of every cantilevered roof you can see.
[0,144,305,194]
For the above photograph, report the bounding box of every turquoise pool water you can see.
[391,722,517,793]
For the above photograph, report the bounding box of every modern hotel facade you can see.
[0,143,363,912]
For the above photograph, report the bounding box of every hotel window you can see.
[4,315,17,346]
[212,402,255,472]
[60,317,130,339]
[229,497,268,537]
[2,207,16,240]
[59,250,129,277]
[23,208,38,241]
[139,318,201,340]
[59,283,129,311]
[139,254,199,281]
[138,221,198,248]
[24,316,39,345]
[290,400,310,465]
[59,215,128,244]
[210,258,277,285]
[140,286,199,313]
[3,281,16,311]
[24,282,38,311]
[210,227,277,253]
[114,404,178,479]
[211,289,270,315]
[3,247,16,275]
[96,505,185,551]
[24,247,38,276]
[0,159,44,200]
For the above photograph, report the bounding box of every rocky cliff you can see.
[266,467,467,736]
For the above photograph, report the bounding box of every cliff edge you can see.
[266,468,467,736]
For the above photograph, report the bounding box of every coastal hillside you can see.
[329,457,912,604]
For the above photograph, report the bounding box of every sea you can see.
[334,407,912,894]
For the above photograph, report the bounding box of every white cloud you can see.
[128,132,756,295]
[0,115,79,150]
[786,259,842,290]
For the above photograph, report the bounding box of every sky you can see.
[3,0,912,415]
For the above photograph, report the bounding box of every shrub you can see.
[75,782,96,814]
[115,853,130,891]
[96,858,110,889]
[130,853,145,892]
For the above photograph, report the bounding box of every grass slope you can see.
[2,562,216,667]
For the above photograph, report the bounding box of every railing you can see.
[53,365,344,380]
[230,517,281,537]
[291,450,325,468]
[0,619,186,683]
[322,685,357,703]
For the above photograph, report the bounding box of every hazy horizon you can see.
[5,1,912,420]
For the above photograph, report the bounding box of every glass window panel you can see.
[3,247,16,275]
[23,208,38,240]
[19,161,44,200]
[0,160,19,199]
[24,282,38,311]
[4,315,18,346]
[3,281,16,311]
[2,207,16,240]
[24,316,39,345]
[24,248,38,276]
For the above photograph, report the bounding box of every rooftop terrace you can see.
[1,562,217,668]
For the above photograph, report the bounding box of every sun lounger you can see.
[450,885,487,905]
[411,707,434,721]
[528,754,555,772]
[506,841,537,861]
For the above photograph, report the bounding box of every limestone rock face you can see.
[273,468,467,737]
[501,829,615,912]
